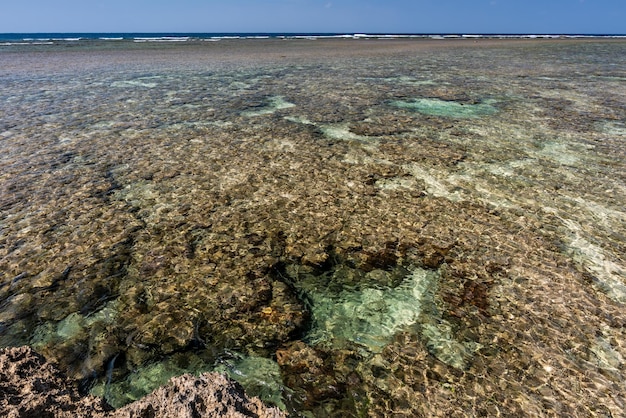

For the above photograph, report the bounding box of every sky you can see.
[0,0,624,34]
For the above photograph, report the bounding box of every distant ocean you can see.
[1,32,625,45]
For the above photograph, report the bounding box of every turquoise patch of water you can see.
[303,267,437,352]
[242,95,295,116]
[215,354,287,410]
[390,98,497,118]
[90,353,214,408]
[284,264,481,368]
[90,350,287,410]
[31,301,120,350]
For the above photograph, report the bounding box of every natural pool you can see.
[1,39,625,416]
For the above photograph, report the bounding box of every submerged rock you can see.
[0,346,286,418]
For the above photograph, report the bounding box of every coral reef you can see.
[1,39,625,416]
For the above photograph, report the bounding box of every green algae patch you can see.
[390,98,497,118]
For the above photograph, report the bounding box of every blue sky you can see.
[1,0,624,34]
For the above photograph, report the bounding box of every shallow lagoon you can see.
[1,39,625,416]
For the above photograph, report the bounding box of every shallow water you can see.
[1,39,625,416]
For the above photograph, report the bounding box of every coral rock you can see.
[0,346,286,418]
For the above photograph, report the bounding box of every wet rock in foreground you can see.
[0,346,108,417]
[0,346,285,418]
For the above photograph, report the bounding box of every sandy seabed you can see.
[1,38,625,416]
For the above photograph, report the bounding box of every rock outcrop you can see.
[0,346,286,418]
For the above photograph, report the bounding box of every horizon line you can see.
[2,31,626,36]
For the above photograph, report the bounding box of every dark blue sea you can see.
[1,32,625,44]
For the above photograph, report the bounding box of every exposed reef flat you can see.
[1,38,625,416]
